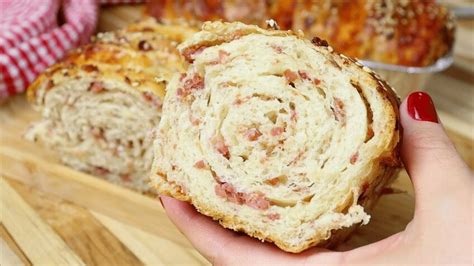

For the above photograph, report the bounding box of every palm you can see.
[161,196,405,265]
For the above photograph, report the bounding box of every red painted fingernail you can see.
[407,91,438,123]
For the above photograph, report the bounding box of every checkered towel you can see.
[0,0,146,101]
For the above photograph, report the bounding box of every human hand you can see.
[160,91,473,265]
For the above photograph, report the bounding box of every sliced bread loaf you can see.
[26,18,194,193]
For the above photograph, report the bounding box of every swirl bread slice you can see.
[26,19,195,193]
[150,21,401,252]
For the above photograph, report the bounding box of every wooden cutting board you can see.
[1,4,472,266]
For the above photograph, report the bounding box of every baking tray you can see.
[359,52,454,98]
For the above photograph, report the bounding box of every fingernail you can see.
[407,91,439,123]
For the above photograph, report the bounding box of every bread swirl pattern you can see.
[151,21,401,252]
[26,18,194,193]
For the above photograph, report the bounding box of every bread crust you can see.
[293,0,455,67]
[151,21,401,252]
[147,0,454,67]
[27,18,193,105]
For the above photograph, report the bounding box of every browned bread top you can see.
[293,0,455,67]
[147,0,455,67]
[27,17,195,104]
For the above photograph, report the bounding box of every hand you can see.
[160,92,473,265]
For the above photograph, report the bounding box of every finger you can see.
[160,196,341,265]
[341,232,404,264]
[160,196,251,263]
[399,92,471,210]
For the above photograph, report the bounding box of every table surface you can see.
[1,3,473,266]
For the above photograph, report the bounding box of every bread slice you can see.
[25,18,195,194]
[150,21,401,252]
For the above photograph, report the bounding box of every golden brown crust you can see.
[27,17,192,104]
[125,17,198,43]
[293,0,455,67]
[147,0,455,67]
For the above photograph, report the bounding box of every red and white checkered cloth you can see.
[0,0,146,101]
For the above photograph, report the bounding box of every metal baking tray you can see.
[358,4,473,97]
[358,51,454,98]
[360,51,454,74]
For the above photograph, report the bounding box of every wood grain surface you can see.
[0,223,31,266]
[1,3,472,266]
[1,178,85,265]
[6,179,143,266]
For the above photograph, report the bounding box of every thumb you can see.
[400,91,470,212]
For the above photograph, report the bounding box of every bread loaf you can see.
[26,18,194,193]
[292,0,455,67]
[147,0,455,67]
[150,21,401,252]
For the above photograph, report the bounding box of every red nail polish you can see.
[407,91,439,123]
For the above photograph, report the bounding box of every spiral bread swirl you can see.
[26,18,195,193]
[151,21,401,252]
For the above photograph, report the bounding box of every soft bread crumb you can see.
[151,21,401,252]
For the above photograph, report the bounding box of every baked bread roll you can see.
[150,21,401,252]
[147,0,454,67]
[26,18,194,193]
[292,0,455,67]
[147,0,276,27]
